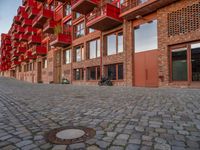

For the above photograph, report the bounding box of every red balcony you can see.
[19,12,29,21]
[17,27,25,33]
[12,42,20,48]
[17,6,25,15]
[50,33,71,47]
[28,35,41,44]
[19,55,25,62]
[32,45,47,55]
[71,0,100,14]
[24,51,36,61]
[14,50,20,57]
[6,46,12,51]
[24,26,38,34]
[5,40,11,45]
[25,0,37,11]
[23,0,27,6]
[22,19,32,27]
[32,8,53,28]
[43,20,57,34]
[120,0,179,20]
[17,47,26,53]
[14,60,21,65]
[19,34,29,42]
[35,0,46,2]
[56,0,70,2]
[86,3,122,31]
[13,16,21,24]
[12,34,20,41]
[12,25,19,33]
[28,7,40,19]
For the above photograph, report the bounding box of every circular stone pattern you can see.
[56,129,85,140]
[46,126,96,145]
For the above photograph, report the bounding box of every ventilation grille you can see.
[168,2,200,37]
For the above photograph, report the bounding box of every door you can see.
[37,62,42,83]
[135,50,158,87]
[54,50,61,83]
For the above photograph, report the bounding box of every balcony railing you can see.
[19,34,29,42]
[71,0,100,14]
[17,27,25,33]
[28,35,42,44]
[25,0,37,12]
[22,19,32,27]
[43,20,57,34]
[35,0,46,2]
[17,46,26,53]
[13,16,21,24]
[86,3,122,31]
[19,12,29,21]
[50,32,71,47]
[32,7,54,28]
[5,40,12,45]
[17,6,25,15]
[32,45,47,55]
[25,26,38,34]
[28,7,40,19]
[120,0,179,20]
[12,34,20,41]
[24,50,36,61]
[12,42,20,48]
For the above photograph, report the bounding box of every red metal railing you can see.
[120,0,148,13]
[71,0,100,6]
[86,3,121,23]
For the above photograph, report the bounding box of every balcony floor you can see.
[72,0,98,14]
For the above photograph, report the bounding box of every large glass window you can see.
[191,43,200,81]
[88,39,100,59]
[75,22,85,38]
[64,49,71,64]
[42,58,48,69]
[87,66,100,80]
[74,68,84,80]
[134,20,158,52]
[106,32,123,55]
[75,45,84,62]
[172,48,187,81]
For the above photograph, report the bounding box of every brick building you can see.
[0,0,200,87]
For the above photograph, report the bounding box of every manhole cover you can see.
[46,126,96,145]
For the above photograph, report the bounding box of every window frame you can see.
[63,49,71,64]
[87,38,100,59]
[87,66,100,81]
[105,31,123,56]
[104,63,124,80]
[74,68,84,80]
[74,21,85,39]
[74,45,84,62]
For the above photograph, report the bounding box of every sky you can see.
[0,0,21,39]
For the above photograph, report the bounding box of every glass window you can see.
[75,46,84,62]
[64,49,71,64]
[88,39,100,59]
[75,22,85,38]
[107,64,116,80]
[118,32,123,53]
[118,63,123,79]
[134,20,158,52]
[65,5,71,16]
[87,66,100,80]
[43,58,47,69]
[75,12,81,19]
[172,48,187,81]
[191,43,200,81]
[74,68,84,80]
[107,32,123,55]
[107,34,116,55]
[88,28,95,33]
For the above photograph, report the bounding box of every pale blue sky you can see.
[0,0,21,38]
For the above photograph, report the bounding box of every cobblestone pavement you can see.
[0,77,200,150]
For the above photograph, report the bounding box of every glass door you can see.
[191,43,200,81]
[171,47,188,81]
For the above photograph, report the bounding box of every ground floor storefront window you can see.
[74,68,84,80]
[104,63,123,80]
[170,42,200,82]
[87,66,100,80]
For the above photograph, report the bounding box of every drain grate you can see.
[45,126,96,145]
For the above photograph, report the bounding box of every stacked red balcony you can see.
[13,16,21,24]
[28,7,40,19]
[19,11,29,21]
[12,42,20,48]
[32,7,54,28]
[24,50,36,61]
[22,19,33,27]
[16,46,26,54]
[5,39,12,45]
[43,20,57,34]
[28,35,42,44]
[24,0,37,11]
[50,33,71,47]
[120,0,179,20]
[24,26,38,34]
[35,0,46,2]
[12,33,20,41]
[86,3,122,31]
[12,25,19,33]
[71,0,100,14]
[17,26,25,33]
[19,34,29,42]
[32,45,47,56]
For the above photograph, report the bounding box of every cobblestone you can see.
[0,77,200,149]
